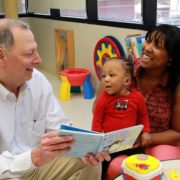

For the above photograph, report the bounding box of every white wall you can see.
[21,17,146,91]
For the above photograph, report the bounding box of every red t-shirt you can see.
[92,89,150,133]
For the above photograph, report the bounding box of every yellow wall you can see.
[21,17,146,91]
[3,0,18,19]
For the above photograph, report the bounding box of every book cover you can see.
[59,125,144,158]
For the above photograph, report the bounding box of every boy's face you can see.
[101,60,129,95]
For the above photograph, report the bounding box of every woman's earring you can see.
[168,58,172,66]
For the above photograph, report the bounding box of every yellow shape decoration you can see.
[59,75,71,100]
[170,169,180,180]
[96,43,118,68]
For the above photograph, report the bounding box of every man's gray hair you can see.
[0,19,30,50]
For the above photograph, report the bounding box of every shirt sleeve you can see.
[0,150,36,179]
[45,93,72,130]
[92,92,106,132]
[38,72,72,130]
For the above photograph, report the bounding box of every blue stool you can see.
[83,74,95,99]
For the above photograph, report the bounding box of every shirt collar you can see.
[0,82,30,101]
[0,83,10,100]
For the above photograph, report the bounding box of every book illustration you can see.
[59,125,143,158]
[125,35,145,59]
[103,139,124,153]
[100,125,143,154]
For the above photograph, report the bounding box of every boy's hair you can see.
[105,57,133,77]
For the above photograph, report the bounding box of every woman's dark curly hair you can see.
[141,24,180,94]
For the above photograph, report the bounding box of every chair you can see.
[59,68,94,100]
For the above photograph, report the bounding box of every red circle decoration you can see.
[94,36,125,80]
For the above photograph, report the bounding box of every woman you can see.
[95,24,180,180]
[135,24,180,158]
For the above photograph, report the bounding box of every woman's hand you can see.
[141,132,152,147]
[31,131,75,166]
[81,152,111,166]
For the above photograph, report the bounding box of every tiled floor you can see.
[40,69,95,130]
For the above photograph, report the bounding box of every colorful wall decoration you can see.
[94,36,125,80]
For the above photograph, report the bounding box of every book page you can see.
[100,125,143,154]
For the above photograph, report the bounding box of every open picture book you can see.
[59,124,144,158]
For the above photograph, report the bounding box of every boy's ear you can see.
[123,76,131,86]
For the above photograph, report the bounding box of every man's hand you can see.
[31,131,75,166]
[81,152,111,166]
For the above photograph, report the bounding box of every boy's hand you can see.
[81,152,111,166]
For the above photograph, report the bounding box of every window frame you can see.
[10,0,157,31]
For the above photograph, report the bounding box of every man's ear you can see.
[123,76,131,86]
[0,48,6,67]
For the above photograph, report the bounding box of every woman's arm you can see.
[151,83,180,145]
[172,83,180,132]
[150,130,180,145]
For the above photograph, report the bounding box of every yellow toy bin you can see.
[121,154,163,180]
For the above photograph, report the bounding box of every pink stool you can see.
[59,68,94,100]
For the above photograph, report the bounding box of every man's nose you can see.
[33,52,41,65]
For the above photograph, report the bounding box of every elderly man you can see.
[0,18,110,180]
